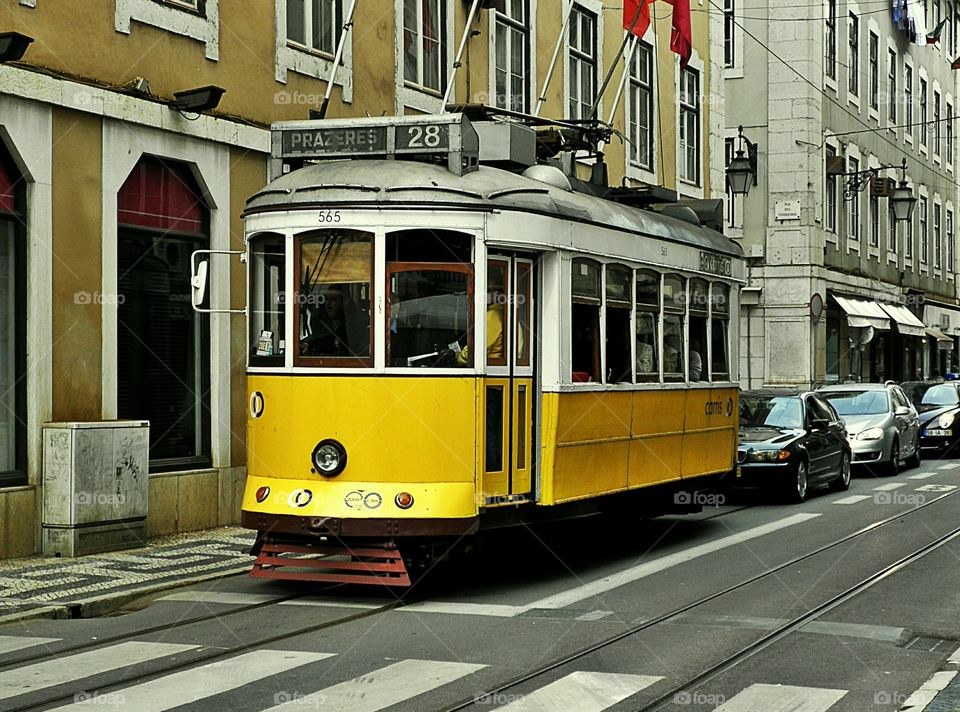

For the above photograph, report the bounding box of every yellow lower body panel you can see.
[540,388,737,505]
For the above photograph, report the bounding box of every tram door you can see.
[482,255,535,503]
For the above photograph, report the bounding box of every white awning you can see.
[833,296,891,330]
[878,303,926,337]
[925,327,955,349]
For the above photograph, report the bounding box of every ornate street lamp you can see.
[726,125,758,196]
[889,158,917,223]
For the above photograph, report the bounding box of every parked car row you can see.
[728,379,960,504]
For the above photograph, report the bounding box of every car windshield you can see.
[921,384,960,406]
[739,396,803,429]
[822,390,890,416]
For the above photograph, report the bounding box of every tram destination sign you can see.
[281,126,388,157]
[271,115,479,178]
[699,252,732,277]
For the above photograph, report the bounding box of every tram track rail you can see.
[442,487,960,711]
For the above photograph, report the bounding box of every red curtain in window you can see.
[0,158,15,214]
[117,159,205,234]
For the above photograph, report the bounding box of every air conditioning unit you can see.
[42,421,149,557]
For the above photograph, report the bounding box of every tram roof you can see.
[244,159,744,259]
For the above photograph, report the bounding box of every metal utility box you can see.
[42,421,149,557]
[474,121,537,170]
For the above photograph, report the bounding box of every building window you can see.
[825,0,836,80]
[848,13,859,96]
[905,65,913,139]
[948,102,955,165]
[825,146,837,233]
[286,0,340,56]
[921,77,929,148]
[920,195,929,263]
[628,41,654,170]
[948,208,955,271]
[935,91,942,156]
[117,157,211,472]
[403,0,445,93]
[889,207,897,253]
[165,0,204,11]
[848,155,860,242]
[935,203,943,268]
[568,4,597,120]
[887,49,897,124]
[493,0,529,112]
[869,32,879,110]
[571,258,601,382]
[906,203,914,258]
[724,0,735,67]
[679,67,700,185]
[725,138,741,228]
[0,150,25,488]
[870,191,880,247]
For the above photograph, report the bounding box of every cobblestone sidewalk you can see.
[0,527,256,624]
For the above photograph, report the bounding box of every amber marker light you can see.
[255,486,270,503]
[395,492,414,509]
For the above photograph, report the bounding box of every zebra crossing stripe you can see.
[45,649,332,711]
[0,635,60,656]
[714,683,846,711]
[909,473,939,480]
[495,671,662,711]
[873,482,907,491]
[265,659,486,711]
[832,495,872,505]
[936,463,960,470]
[0,641,197,702]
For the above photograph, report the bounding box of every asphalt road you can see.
[3,457,960,711]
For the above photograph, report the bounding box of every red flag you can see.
[662,0,693,68]
[623,0,653,39]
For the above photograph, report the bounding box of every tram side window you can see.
[711,283,730,380]
[297,230,373,364]
[688,279,708,382]
[571,258,601,382]
[662,274,686,382]
[635,270,660,382]
[605,264,632,383]
[249,233,286,364]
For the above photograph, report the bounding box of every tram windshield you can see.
[297,230,372,363]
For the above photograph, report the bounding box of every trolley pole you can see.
[317,0,360,120]
[441,0,484,108]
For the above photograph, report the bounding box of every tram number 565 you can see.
[318,210,341,223]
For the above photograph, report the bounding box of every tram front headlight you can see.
[311,439,347,477]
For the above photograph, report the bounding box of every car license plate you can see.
[925,429,952,437]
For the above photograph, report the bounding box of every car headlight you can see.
[311,439,347,477]
[748,450,790,462]
[857,427,885,441]
[939,413,956,429]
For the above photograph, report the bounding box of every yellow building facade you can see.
[0,0,724,558]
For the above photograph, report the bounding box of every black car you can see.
[731,390,851,503]
[916,382,960,456]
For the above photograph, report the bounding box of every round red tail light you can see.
[395,492,414,509]
[255,486,270,503]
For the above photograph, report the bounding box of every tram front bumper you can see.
[241,510,480,538]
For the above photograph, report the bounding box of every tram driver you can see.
[300,285,370,357]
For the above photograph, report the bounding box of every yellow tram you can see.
[203,114,745,586]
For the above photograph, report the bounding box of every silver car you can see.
[818,383,920,476]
